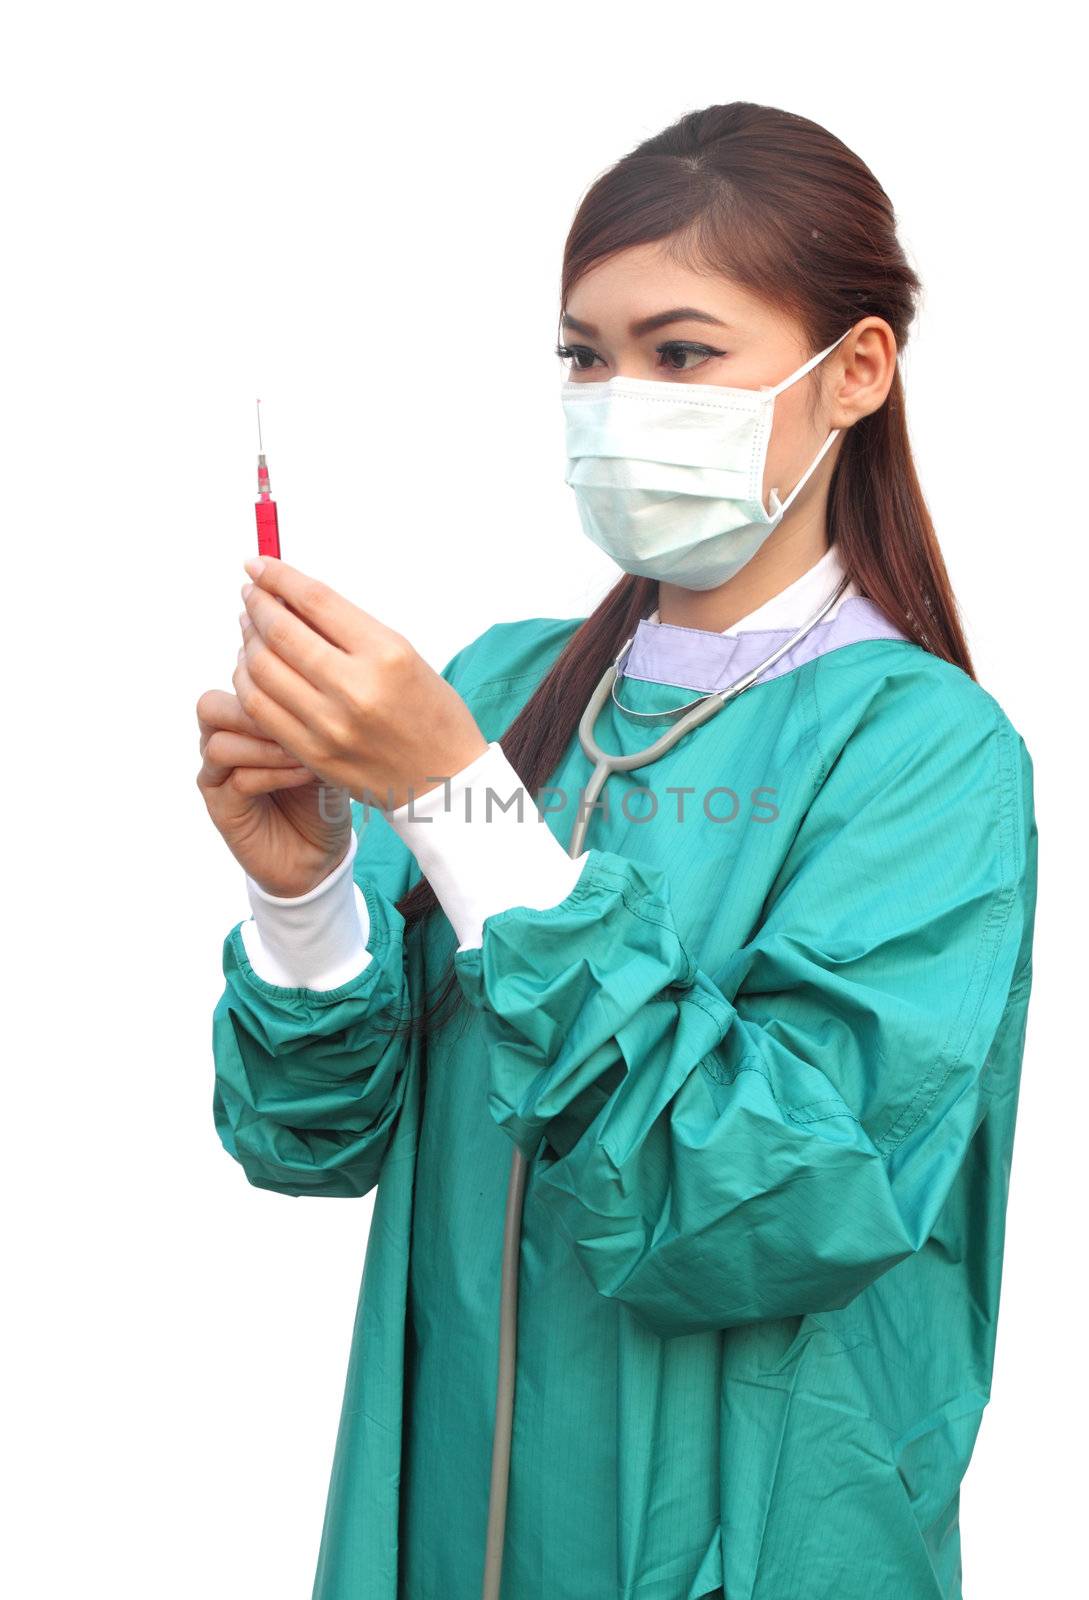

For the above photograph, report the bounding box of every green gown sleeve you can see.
[211,807,416,1198]
[209,628,501,1199]
[453,679,1037,1339]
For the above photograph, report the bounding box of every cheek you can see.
[762,396,812,497]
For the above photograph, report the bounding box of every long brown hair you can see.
[383,100,974,1040]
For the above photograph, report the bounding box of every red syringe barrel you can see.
[255,498,280,558]
[255,451,281,558]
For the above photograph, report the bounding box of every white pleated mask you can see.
[561,327,852,591]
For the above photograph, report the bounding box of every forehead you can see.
[563,242,779,337]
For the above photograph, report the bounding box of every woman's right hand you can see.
[196,688,354,898]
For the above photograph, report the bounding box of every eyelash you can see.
[554,340,726,373]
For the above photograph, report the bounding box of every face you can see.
[559,238,893,517]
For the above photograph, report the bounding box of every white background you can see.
[3,2,1081,1594]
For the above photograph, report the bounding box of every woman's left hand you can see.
[235,555,490,812]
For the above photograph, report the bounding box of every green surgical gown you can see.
[211,610,1037,1600]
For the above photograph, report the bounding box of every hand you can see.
[195,689,354,898]
[235,555,490,812]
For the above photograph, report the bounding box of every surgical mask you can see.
[561,327,852,591]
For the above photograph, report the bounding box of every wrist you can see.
[247,831,355,903]
[384,732,491,813]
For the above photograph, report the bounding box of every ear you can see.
[833,318,899,426]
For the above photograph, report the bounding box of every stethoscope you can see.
[479,572,851,1600]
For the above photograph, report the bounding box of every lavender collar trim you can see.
[620,595,910,693]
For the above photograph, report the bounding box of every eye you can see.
[555,343,601,372]
[655,341,726,372]
[554,340,727,374]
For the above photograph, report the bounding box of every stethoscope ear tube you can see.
[479,569,851,1599]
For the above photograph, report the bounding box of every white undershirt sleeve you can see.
[382,740,589,952]
[237,741,589,982]
[240,827,373,990]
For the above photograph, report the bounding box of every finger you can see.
[198,685,294,759]
[240,625,332,735]
[241,580,343,692]
[196,687,280,744]
[229,765,318,798]
[201,728,312,781]
[242,555,372,652]
[198,750,312,793]
[233,644,317,766]
[200,723,295,765]
[197,756,315,798]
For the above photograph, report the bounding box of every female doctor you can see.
[196,102,1037,1600]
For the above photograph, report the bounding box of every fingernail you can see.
[241,582,254,601]
[244,557,266,579]
[238,609,249,629]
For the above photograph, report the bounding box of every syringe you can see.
[249,402,346,823]
[255,399,281,558]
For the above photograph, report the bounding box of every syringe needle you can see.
[256,397,264,454]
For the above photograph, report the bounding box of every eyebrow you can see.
[560,306,733,338]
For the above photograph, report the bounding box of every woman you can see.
[197,103,1037,1600]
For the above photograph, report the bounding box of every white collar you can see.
[647,543,857,636]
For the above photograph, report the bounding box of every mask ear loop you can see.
[762,325,854,510]
[767,426,842,517]
[761,325,853,399]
